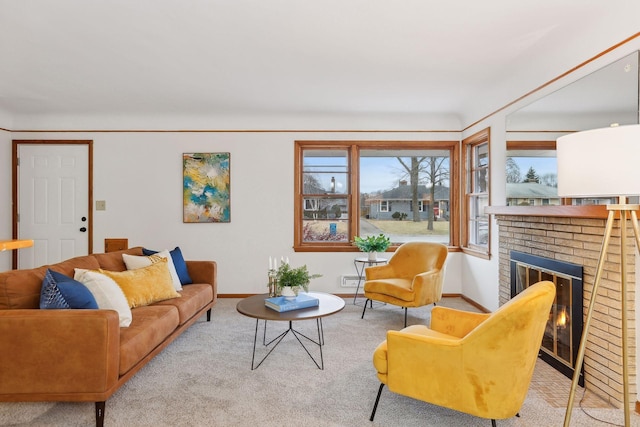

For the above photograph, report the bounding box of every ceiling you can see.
[0,1,636,125]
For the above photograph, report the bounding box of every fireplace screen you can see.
[510,251,584,386]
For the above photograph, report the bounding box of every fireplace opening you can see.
[510,251,584,386]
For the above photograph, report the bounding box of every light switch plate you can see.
[96,200,106,211]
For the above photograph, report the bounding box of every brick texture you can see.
[495,215,637,409]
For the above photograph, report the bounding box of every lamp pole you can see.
[563,198,639,426]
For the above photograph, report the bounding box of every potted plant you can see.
[354,233,391,261]
[275,262,322,299]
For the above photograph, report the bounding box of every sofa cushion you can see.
[122,250,182,291]
[97,259,180,308]
[40,269,99,309]
[143,246,193,285]
[155,283,213,325]
[74,269,133,327]
[119,305,180,375]
[0,256,101,310]
[93,247,144,272]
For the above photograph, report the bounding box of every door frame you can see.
[12,140,94,269]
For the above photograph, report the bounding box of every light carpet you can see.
[0,297,638,427]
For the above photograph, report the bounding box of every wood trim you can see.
[7,128,459,133]
[11,140,94,268]
[463,32,640,132]
[506,140,557,150]
[293,140,460,251]
[461,128,491,257]
[485,204,610,218]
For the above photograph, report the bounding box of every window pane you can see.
[506,149,559,206]
[474,169,488,193]
[476,144,489,167]
[360,149,450,244]
[303,149,348,195]
[302,196,349,242]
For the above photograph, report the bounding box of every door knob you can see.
[79,227,87,232]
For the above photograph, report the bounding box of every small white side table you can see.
[353,257,387,305]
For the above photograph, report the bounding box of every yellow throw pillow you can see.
[98,258,181,308]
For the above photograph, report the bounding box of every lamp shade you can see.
[556,124,640,197]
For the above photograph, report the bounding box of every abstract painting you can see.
[183,153,230,223]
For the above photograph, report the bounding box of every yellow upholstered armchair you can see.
[361,242,448,327]
[369,280,556,426]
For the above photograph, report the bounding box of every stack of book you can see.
[265,293,319,312]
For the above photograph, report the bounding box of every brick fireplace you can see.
[490,207,637,409]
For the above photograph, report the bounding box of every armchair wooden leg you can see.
[361,299,370,320]
[370,383,385,421]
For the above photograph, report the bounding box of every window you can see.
[295,141,459,251]
[506,140,621,206]
[506,141,559,206]
[463,129,490,257]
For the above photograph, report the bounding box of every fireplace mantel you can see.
[486,205,609,218]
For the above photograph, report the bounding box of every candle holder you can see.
[268,270,278,297]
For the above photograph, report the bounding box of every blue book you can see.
[265,293,319,312]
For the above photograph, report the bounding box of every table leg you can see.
[353,260,366,304]
[250,319,326,370]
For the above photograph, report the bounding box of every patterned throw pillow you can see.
[40,269,99,309]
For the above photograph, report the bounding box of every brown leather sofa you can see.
[0,247,217,426]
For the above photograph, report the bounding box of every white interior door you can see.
[18,144,89,268]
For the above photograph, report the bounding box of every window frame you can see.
[462,128,491,258]
[294,140,460,252]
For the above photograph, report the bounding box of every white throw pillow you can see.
[122,250,182,291]
[74,268,133,327]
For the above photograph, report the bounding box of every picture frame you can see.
[183,152,230,223]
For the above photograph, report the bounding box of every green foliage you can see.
[276,263,321,292]
[391,211,408,221]
[353,233,391,252]
[525,166,539,183]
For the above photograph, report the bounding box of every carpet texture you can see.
[0,297,637,426]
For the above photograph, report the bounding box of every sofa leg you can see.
[95,401,105,427]
[491,419,496,427]
[206,308,212,322]
[404,307,408,327]
[370,383,385,421]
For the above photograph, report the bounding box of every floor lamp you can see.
[557,124,640,427]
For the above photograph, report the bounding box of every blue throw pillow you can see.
[142,246,193,285]
[40,269,99,309]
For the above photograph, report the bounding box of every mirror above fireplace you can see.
[506,50,639,133]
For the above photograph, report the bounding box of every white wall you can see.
[2,34,639,309]
[2,126,465,297]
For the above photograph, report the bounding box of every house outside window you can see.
[295,141,459,251]
[506,141,560,207]
[463,129,490,257]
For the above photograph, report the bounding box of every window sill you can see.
[461,246,491,260]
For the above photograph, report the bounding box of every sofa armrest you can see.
[429,306,490,338]
[0,309,120,397]
[186,261,217,295]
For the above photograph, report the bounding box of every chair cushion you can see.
[364,278,414,302]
